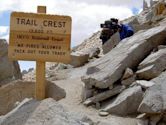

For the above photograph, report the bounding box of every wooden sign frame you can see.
[9,8,72,63]
[8,6,72,100]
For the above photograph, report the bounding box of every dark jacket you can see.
[119,24,134,40]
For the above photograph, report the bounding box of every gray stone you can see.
[136,120,148,125]
[80,116,94,125]
[138,71,166,113]
[95,102,101,109]
[122,16,139,25]
[83,85,125,106]
[143,0,148,11]
[136,48,166,80]
[99,111,109,117]
[81,83,94,102]
[28,68,34,72]
[121,75,136,86]
[158,122,166,125]
[122,16,152,32]
[162,114,166,122]
[151,15,166,23]
[22,70,28,75]
[122,68,134,80]
[102,86,143,116]
[132,24,153,33]
[0,98,92,125]
[150,0,155,7]
[152,1,166,17]
[82,47,100,59]
[149,115,162,125]
[158,45,166,50]
[0,39,22,83]
[133,80,156,89]
[0,80,66,115]
[151,0,159,9]
[70,51,89,67]
[102,32,120,54]
[137,9,153,24]
[97,118,141,125]
[125,11,153,32]
[136,113,148,119]
[82,25,166,89]
[46,81,66,101]
[0,117,2,124]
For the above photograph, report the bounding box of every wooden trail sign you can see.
[8,6,72,100]
[8,8,72,63]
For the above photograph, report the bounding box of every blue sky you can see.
[0,0,145,71]
[0,11,10,26]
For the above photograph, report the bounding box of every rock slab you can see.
[84,85,125,106]
[0,98,91,125]
[82,25,166,89]
[0,39,22,83]
[138,71,166,113]
[70,51,89,67]
[0,80,66,115]
[136,48,166,80]
[102,86,143,116]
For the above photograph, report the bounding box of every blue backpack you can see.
[119,24,134,40]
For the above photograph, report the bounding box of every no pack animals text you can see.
[16,18,66,28]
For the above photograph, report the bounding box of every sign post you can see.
[36,6,46,100]
[8,6,72,100]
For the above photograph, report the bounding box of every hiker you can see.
[100,18,134,45]
[100,18,134,54]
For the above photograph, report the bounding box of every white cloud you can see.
[0,26,9,41]
[0,0,135,46]
[0,26,8,35]
[69,0,144,8]
[0,0,143,70]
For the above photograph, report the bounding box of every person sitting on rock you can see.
[100,18,134,45]
[100,18,134,54]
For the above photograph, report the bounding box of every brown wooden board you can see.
[8,12,72,63]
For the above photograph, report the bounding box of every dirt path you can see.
[54,78,139,124]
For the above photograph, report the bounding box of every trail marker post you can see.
[8,6,72,100]
[36,6,46,100]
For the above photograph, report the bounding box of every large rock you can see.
[70,51,89,67]
[101,86,143,116]
[0,98,92,125]
[137,9,153,24]
[121,75,136,86]
[82,25,166,89]
[122,68,134,80]
[81,83,94,102]
[122,16,139,25]
[82,47,100,59]
[143,0,148,11]
[102,32,120,54]
[97,119,147,125]
[122,16,152,32]
[121,68,136,86]
[83,85,125,106]
[0,80,66,115]
[138,71,166,113]
[131,80,156,89]
[136,48,166,80]
[0,39,22,83]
